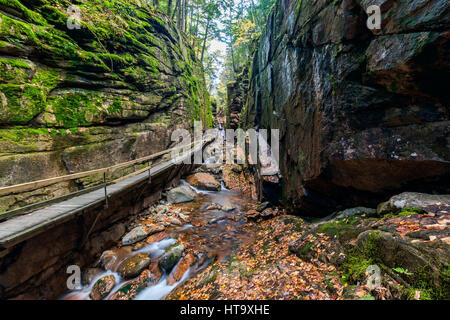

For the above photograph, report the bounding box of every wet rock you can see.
[245,209,260,220]
[156,204,167,215]
[167,186,197,204]
[167,253,195,285]
[178,213,190,222]
[256,202,270,212]
[206,203,220,210]
[201,164,222,175]
[336,207,377,219]
[377,192,450,215]
[122,225,148,246]
[81,268,104,285]
[186,173,221,191]
[145,231,168,244]
[89,275,116,300]
[97,249,128,270]
[158,242,185,272]
[117,253,151,279]
[170,217,182,226]
[221,205,235,212]
[146,224,165,235]
[109,266,161,300]
[132,242,147,251]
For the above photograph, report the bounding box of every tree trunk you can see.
[153,0,159,9]
[176,0,183,30]
[192,7,200,47]
[200,20,210,62]
[184,0,188,32]
[172,0,178,20]
[167,0,172,18]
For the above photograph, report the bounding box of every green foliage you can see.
[393,267,413,275]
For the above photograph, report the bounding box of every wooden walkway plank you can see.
[0,138,210,248]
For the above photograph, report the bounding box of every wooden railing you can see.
[0,138,209,221]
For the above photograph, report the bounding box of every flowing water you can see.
[62,178,256,300]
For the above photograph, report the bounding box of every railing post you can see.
[103,171,108,208]
[148,162,151,184]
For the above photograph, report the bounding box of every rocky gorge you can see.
[0,0,211,212]
[240,0,450,215]
[0,0,448,302]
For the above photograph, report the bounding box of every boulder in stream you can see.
[158,242,185,272]
[117,253,151,279]
[122,225,149,246]
[89,275,116,300]
[186,172,221,191]
[167,186,197,204]
[167,253,195,285]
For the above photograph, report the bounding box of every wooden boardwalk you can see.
[0,140,208,250]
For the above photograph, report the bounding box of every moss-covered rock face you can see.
[0,0,212,211]
[242,0,450,215]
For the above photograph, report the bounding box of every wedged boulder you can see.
[117,253,151,279]
[167,186,197,204]
[122,226,148,246]
[158,242,185,272]
[186,173,221,191]
[377,192,450,215]
[89,275,116,300]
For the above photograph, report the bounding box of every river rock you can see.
[146,224,165,235]
[117,253,151,279]
[256,202,269,212]
[89,275,116,300]
[167,186,197,204]
[377,192,450,215]
[170,217,182,226]
[186,172,221,191]
[122,225,149,246]
[82,268,104,285]
[178,213,190,222]
[336,207,377,219]
[109,266,162,300]
[158,242,185,272]
[221,205,235,212]
[245,209,260,220]
[167,253,195,285]
[145,231,168,244]
[206,203,220,210]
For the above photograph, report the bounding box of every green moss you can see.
[48,90,105,128]
[317,219,355,238]
[0,12,38,44]
[383,207,423,219]
[0,83,45,123]
[0,58,31,82]
[0,0,47,25]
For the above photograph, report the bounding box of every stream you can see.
[61,176,256,300]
